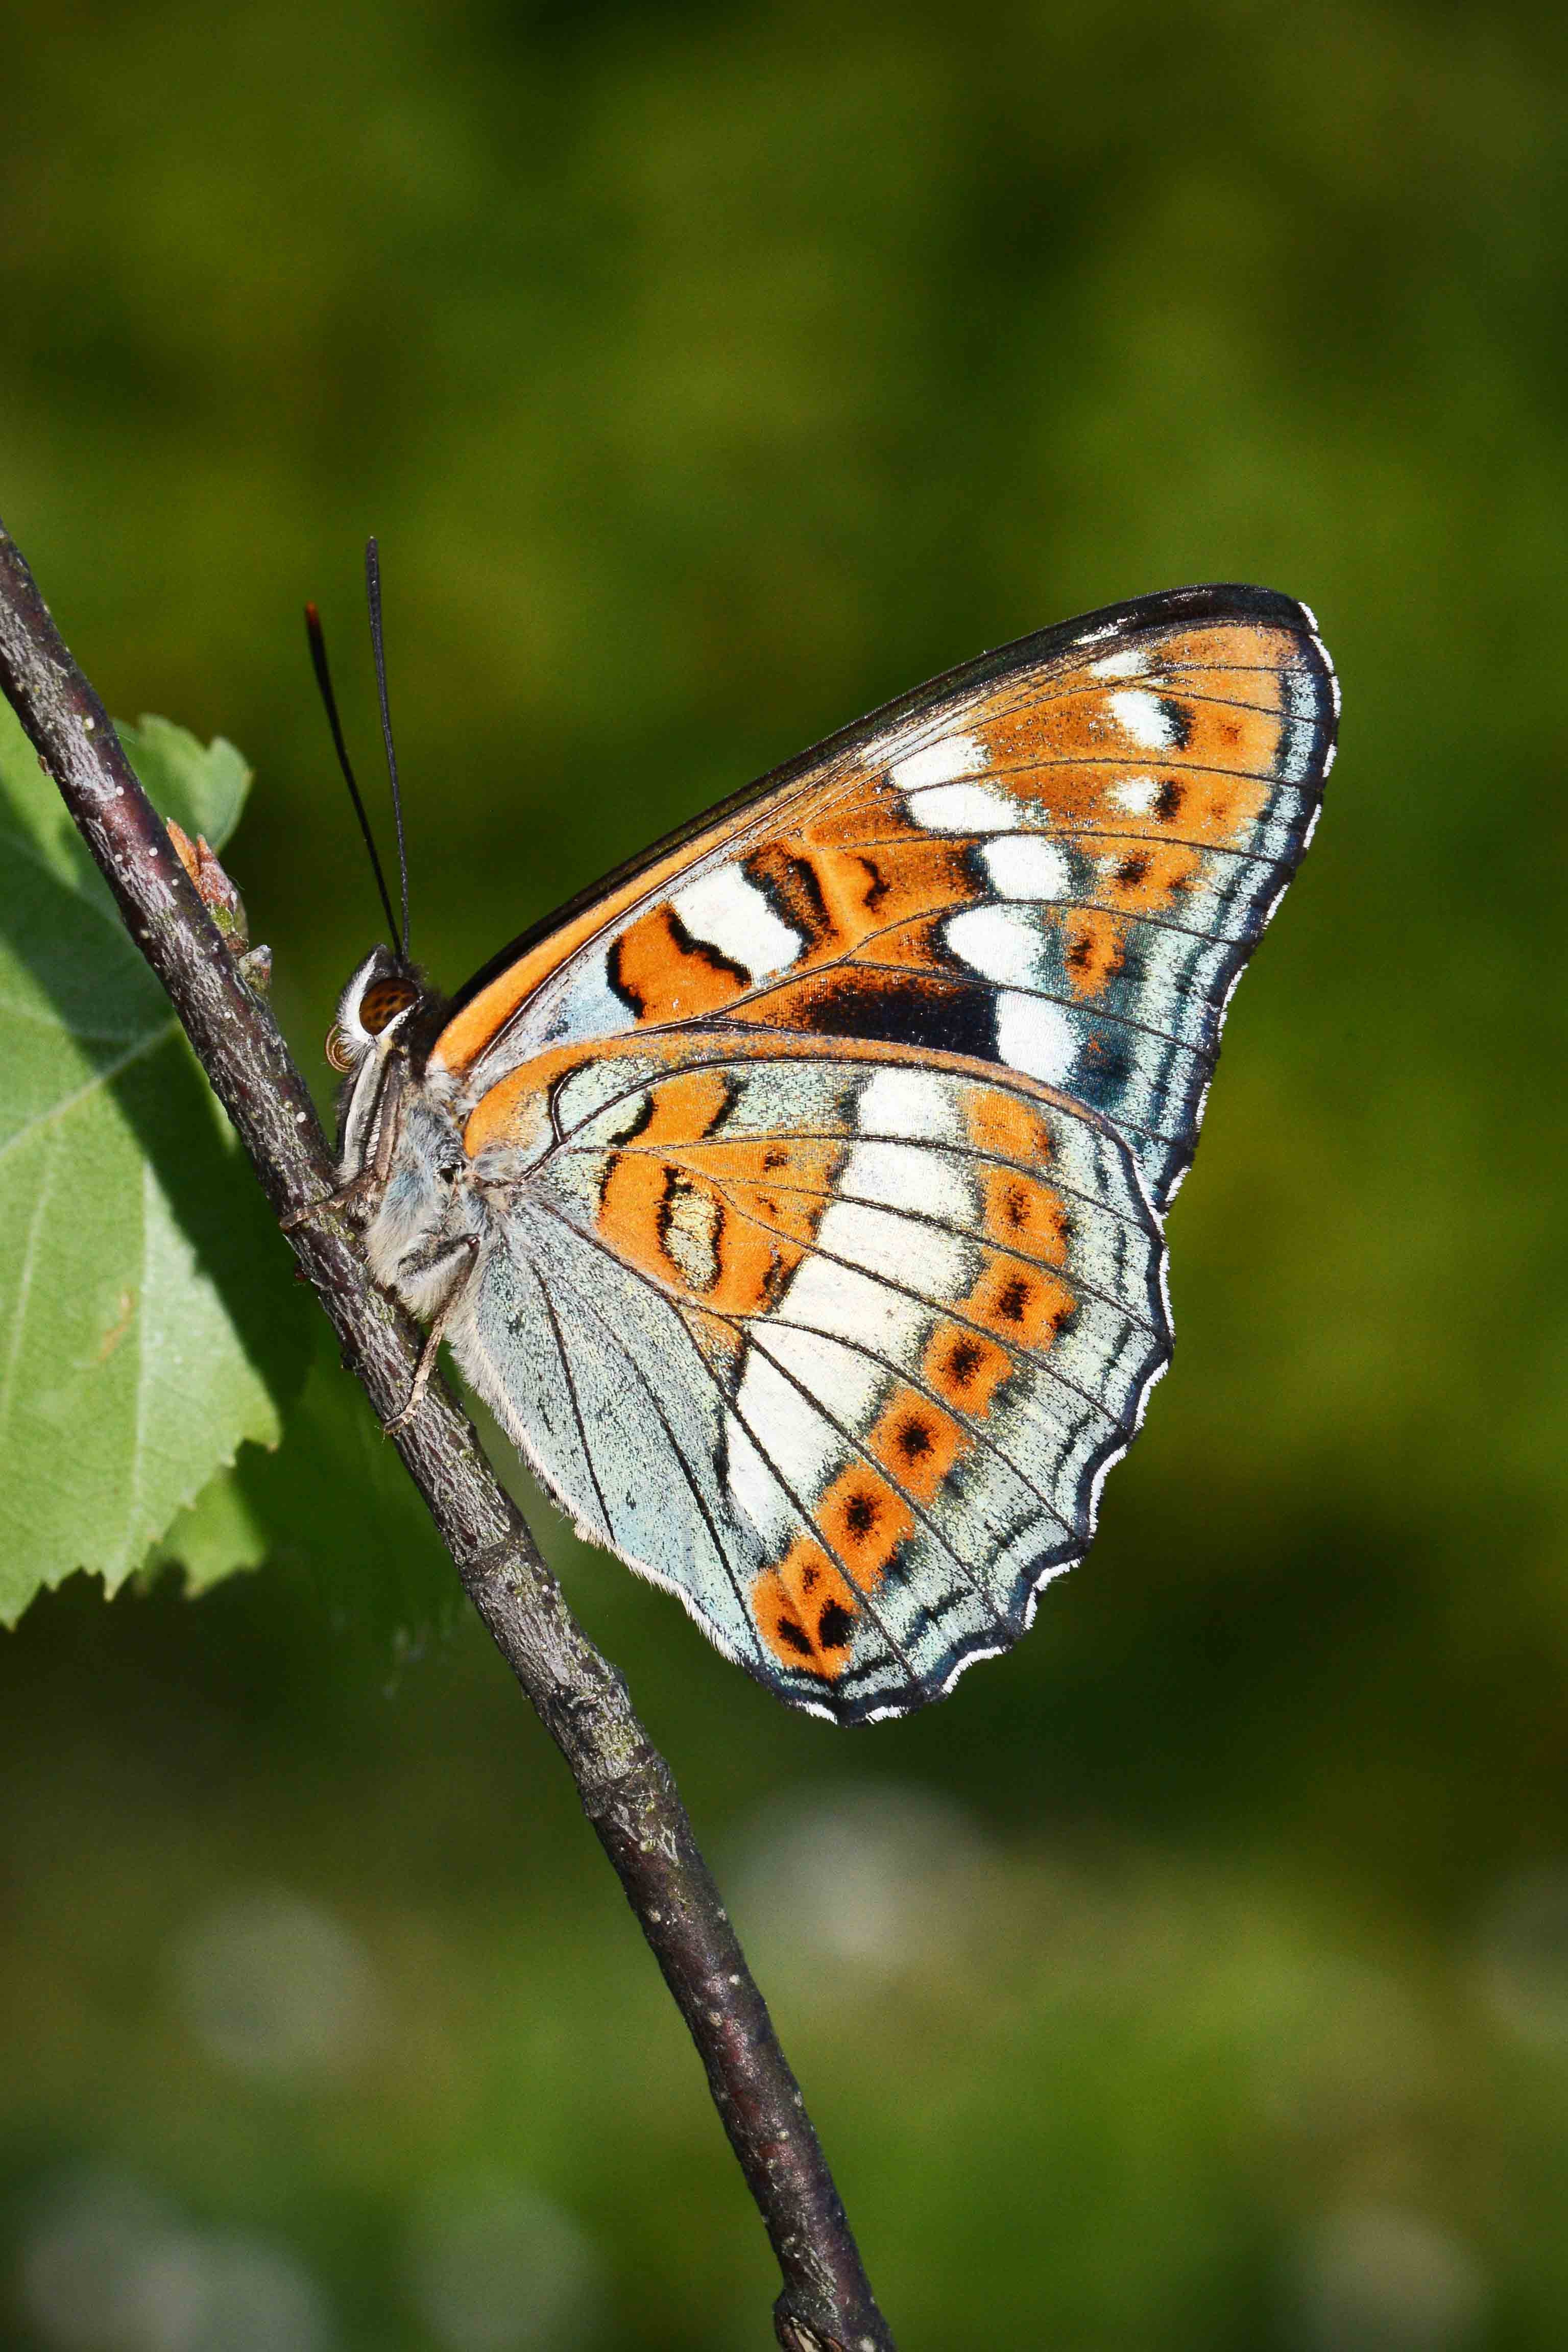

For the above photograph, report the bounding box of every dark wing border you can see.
[439,583,1329,1035]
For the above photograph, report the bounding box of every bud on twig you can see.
[166,818,270,994]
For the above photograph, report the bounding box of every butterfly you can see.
[295,562,1337,1724]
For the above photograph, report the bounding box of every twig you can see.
[0,514,895,2352]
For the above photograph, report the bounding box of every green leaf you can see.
[116,715,252,853]
[0,700,311,1622]
[142,1445,273,1594]
[149,1319,460,1643]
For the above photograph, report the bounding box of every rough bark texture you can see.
[0,516,895,2352]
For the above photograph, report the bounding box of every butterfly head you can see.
[327,944,448,1187]
[326,945,422,1074]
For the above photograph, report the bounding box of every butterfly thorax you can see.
[363,1094,485,1323]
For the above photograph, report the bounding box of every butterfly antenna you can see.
[304,600,402,955]
[364,537,411,966]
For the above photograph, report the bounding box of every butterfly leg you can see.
[383,1232,481,1432]
[282,1057,407,1231]
[281,1166,380,1231]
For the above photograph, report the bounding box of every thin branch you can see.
[0,515,895,2352]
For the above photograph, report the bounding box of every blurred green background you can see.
[4,2,1567,2346]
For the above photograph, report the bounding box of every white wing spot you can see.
[777,1252,929,1365]
[905,780,1019,833]
[856,1068,964,1142]
[996,991,1077,1087]
[734,1351,841,1499]
[946,904,1044,991]
[1108,774,1160,815]
[890,734,988,790]
[1109,689,1177,749]
[840,1140,971,1225]
[671,865,803,979]
[1090,646,1149,679]
[979,835,1070,900]
[816,1199,971,1295]
[756,1324,883,1429]
[725,1417,792,1546]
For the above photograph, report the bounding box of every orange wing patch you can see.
[1059,908,1128,999]
[836,915,952,974]
[866,1385,970,1505]
[752,1537,861,1681]
[963,1254,1077,1351]
[761,835,975,935]
[1134,623,1300,676]
[1105,767,1270,853]
[595,1153,804,1316]
[977,1165,1072,1263]
[608,903,752,1022]
[923,1319,1015,1415]
[975,725,1273,851]
[669,1133,845,1209]
[751,1461,916,1684]
[1089,839,1205,920]
[964,1088,1057,1169]
[814,1462,915,1588]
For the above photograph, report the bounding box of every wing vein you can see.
[754,1307,1080,1544]
[541,1049,1157,1236]
[523,1192,926,1698]
[529,1246,761,1660]
[738,1317,998,1612]
[529,1261,615,1537]
[615,1151,1163,1341]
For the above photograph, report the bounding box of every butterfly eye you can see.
[360,975,418,1035]
[438,1162,463,1186]
[325,1024,356,1073]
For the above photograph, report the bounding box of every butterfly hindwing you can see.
[447,1029,1169,1721]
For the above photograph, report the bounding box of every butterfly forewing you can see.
[434,585,1336,1215]
[422,585,1335,1718]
